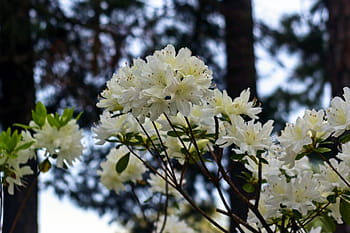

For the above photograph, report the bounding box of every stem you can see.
[208,146,273,233]
[177,188,229,233]
[254,157,263,209]
[216,208,259,233]
[159,174,169,233]
[151,121,176,179]
[319,153,350,188]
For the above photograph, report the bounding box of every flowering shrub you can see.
[2,44,350,233]
[0,102,84,194]
[94,45,350,233]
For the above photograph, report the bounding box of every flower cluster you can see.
[97,44,213,121]
[0,102,84,194]
[94,45,350,233]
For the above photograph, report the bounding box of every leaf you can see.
[242,183,255,193]
[340,133,350,144]
[295,152,308,160]
[305,214,336,233]
[13,123,32,130]
[340,197,350,225]
[15,141,35,152]
[167,130,185,137]
[313,147,331,153]
[47,114,60,128]
[115,152,130,174]
[32,102,47,127]
[327,194,337,204]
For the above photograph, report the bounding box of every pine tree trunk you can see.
[325,0,350,232]
[0,0,37,232]
[326,0,350,97]
[221,0,257,232]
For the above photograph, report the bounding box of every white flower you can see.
[317,158,350,192]
[337,142,350,165]
[217,116,273,156]
[302,109,331,139]
[97,44,213,122]
[93,111,138,145]
[326,87,350,136]
[232,120,273,156]
[98,146,147,193]
[5,165,33,195]
[154,215,196,233]
[210,88,261,119]
[34,119,84,167]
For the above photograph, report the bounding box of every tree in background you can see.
[221,0,257,232]
[0,0,37,232]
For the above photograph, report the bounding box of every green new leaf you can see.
[340,197,350,225]
[0,128,21,154]
[15,141,35,152]
[47,114,60,128]
[60,108,74,126]
[115,152,130,174]
[32,102,47,128]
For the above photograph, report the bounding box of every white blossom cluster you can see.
[94,45,350,233]
[0,111,84,194]
[97,44,213,121]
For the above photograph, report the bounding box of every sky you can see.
[38,1,313,233]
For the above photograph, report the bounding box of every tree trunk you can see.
[325,0,350,232]
[221,0,257,232]
[325,0,350,97]
[0,0,37,232]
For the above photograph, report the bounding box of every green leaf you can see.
[340,133,350,144]
[15,141,35,152]
[13,123,32,130]
[39,159,52,173]
[32,102,47,127]
[305,214,336,233]
[340,197,350,225]
[313,147,332,153]
[242,183,255,193]
[115,152,130,174]
[167,130,185,137]
[47,114,60,128]
[295,152,308,160]
[327,194,337,204]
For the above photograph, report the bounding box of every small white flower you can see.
[93,111,138,145]
[326,87,350,136]
[337,142,350,165]
[210,88,261,119]
[35,119,84,167]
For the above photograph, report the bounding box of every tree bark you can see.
[221,0,257,232]
[325,0,350,97]
[0,0,37,232]
[325,0,350,232]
